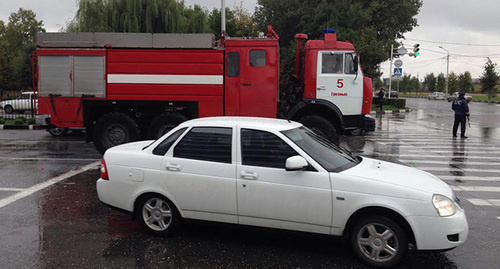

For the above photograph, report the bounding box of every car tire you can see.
[4,105,13,114]
[148,113,187,139]
[48,127,69,137]
[136,194,180,237]
[93,113,140,154]
[347,128,363,136]
[350,216,408,268]
[299,115,340,145]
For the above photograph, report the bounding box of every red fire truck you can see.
[34,27,374,154]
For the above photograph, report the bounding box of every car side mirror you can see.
[285,155,308,171]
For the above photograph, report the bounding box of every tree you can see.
[207,8,237,36]
[254,0,422,79]
[436,73,446,92]
[458,71,474,93]
[480,58,499,100]
[0,8,44,91]
[422,73,436,92]
[448,72,459,93]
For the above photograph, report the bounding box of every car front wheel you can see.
[4,105,13,114]
[350,216,408,268]
[137,194,180,237]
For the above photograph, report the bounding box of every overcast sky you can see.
[1,0,499,79]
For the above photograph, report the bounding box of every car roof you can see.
[178,116,303,132]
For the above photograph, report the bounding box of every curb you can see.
[370,109,412,114]
[0,125,36,130]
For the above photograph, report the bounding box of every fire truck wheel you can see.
[93,113,140,154]
[299,115,340,145]
[148,113,187,139]
[48,127,69,137]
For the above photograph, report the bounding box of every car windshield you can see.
[282,126,360,172]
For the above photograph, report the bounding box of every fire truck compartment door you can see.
[316,51,363,116]
[225,45,278,118]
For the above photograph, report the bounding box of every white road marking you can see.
[377,154,499,160]
[497,216,500,221]
[0,161,100,209]
[438,175,500,182]
[467,199,493,206]
[399,159,500,166]
[416,167,500,173]
[0,188,25,192]
[0,157,100,161]
[452,186,500,192]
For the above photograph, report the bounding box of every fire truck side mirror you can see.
[353,55,359,73]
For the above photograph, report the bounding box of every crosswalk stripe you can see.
[374,154,500,160]
[403,149,500,154]
[451,186,500,192]
[372,141,494,146]
[466,199,500,206]
[415,167,500,173]
[398,159,500,166]
[438,175,500,182]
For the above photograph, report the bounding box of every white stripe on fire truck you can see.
[107,74,223,85]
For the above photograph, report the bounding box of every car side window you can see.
[152,127,187,156]
[249,50,266,67]
[174,127,232,164]
[241,129,298,169]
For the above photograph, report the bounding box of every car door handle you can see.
[317,86,326,91]
[240,170,258,180]
[165,162,181,171]
[242,83,252,86]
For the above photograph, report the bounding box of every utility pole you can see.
[439,46,450,95]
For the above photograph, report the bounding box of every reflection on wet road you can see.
[0,98,499,268]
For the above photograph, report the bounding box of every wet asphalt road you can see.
[0,98,499,268]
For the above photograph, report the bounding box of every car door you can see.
[236,128,333,234]
[161,126,238,224]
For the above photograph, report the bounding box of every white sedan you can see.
[97,117,468,268]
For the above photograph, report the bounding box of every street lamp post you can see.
[439,46,450,95]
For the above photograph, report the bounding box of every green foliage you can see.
[27,117,36,124]
[0,117,5,124]
[422,73,436,92]
[436,74,446,92]
[255,0,422,79]
[448,72,460,93]
[458,71,474,93]
[385,98,406,109]
[481,58,499,100]
[13,116,26,125]
[0,8,44,91]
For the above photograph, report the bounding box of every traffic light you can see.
[413,44,420,57]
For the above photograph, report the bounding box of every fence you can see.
[0,91,35,122]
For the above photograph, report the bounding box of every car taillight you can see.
[100,158,109,180]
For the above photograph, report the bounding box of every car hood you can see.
[340,157,452,196]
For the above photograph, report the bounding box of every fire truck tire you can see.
[148,113,187,139]
[93,113,140,154]
[299,115,340,145]
[48,127,69,137]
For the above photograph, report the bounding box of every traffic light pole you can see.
[388,44,394,100]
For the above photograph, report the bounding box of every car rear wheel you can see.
[350,216,408,268]
[4,105,13,114]
[137,194,180,237]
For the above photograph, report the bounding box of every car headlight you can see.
[432,194,456,217]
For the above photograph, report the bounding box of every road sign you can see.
[397,47,408,55]
[394,59,403,68]
[393,68,402,77]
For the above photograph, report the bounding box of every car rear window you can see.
[174,127,232,163]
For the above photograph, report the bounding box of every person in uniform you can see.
[452,90,470,138]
